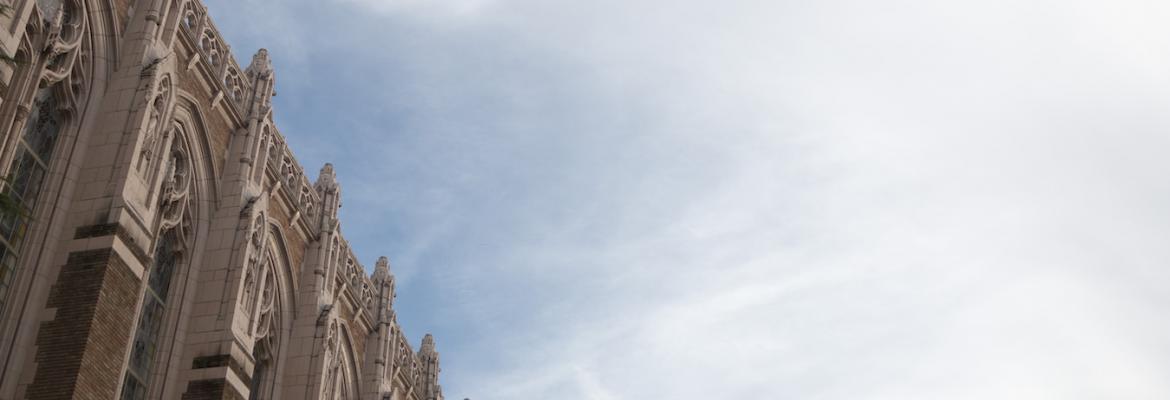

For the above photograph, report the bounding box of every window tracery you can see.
[248,252,281,400]
[241,214,286,400]
[39,0,87,86]
[0,0,91,318]
[253,263,275,338]
[0,87,64,316]
[322,320,341,399]
[120,129,194,400]
[198,30,220,67]
[181,2,199,31]
[224,68,244,104]
[242,213,265,318]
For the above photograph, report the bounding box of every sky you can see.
[202,0,1170,398]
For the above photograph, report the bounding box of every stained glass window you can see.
[120,234,179,400]
[0,88,63,316]
[250,344,270,400]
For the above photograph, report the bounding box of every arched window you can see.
[120,231,181,400]
[0,87,65,314]
[250,338,274,400]
[0,0,92,316]
[240,216,285,400]
[321,321,354,400]
[120,129,194,400]
[248,251,281,400]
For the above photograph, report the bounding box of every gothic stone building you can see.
[0,1,445,399]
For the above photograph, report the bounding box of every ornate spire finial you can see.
[247,48,273,78]
[316,163,338,190]
[421,333,435,353]
[372,256,391,281]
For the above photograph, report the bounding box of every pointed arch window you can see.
[120,231,181,400]
[248,251,281,400]
[120,129,193,400]
[322,321,354,400]
[0,87,65,314]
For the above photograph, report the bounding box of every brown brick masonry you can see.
[26,249,141,400]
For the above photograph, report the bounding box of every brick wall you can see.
[26,249,140,400]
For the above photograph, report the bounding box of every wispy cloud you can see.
[331,0,496,19]
[204,0,1170,398]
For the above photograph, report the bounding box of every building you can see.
[0,1,444,399]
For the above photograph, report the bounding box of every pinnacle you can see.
[421,333,436,352]
[372,256,392,281]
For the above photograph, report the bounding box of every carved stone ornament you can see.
[242,212,266,319]
[138,77,173,176]
[253,266,275,338]
[322,320,343,400]
[39,0,88,86]
[158,133,193,249]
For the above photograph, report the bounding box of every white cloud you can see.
[203,0,1170,398]
[332,0,495,18]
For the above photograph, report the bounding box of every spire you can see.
[418,333,442,400]
[370,255,396,322]
[314,163,341,227]
[246,48,276,119]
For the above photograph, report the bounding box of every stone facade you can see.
[0,1,444,399]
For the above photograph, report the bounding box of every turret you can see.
[315,163,341,230]
[363,256,399,398]
[238,48,277,189]
[245,48,275,119]
[420,334,435,355]
[417,334,444,400]
[371,256,396,321]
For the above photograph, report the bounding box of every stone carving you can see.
[158,132,192,244]
[254,265,275,337]
[39,0,88,85]
[322,320,344,400]
[242,212,266,318]
[138,77,172,175]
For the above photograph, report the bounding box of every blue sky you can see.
[203,0,1170,398]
